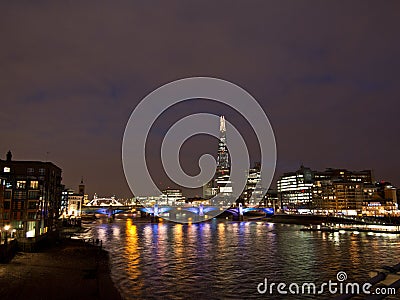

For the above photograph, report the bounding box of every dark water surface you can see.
[79,217,400,300]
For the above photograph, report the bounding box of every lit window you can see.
[30,181,39,189]
[3,167,10,173]
[17,181,26,189]
[27,168,34,174]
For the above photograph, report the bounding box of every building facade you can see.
[161,189,185,205]
[0,175,5,228]
[61,179,88,218]
[241,163,262,205]
[278,166,379,215]
[61,188,74,216]
[277,166,314,210]
[66,195,83,217]
[0,151,62,239]
[313,181,365,215]
[361,182,399,216]
[313,169,373,215]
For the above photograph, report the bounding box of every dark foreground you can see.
[0,239,122,300]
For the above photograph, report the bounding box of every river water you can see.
[79,217,400,300]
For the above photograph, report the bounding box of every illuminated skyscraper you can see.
[203,116,231,199]
[216,116,230,170]
[214,116,232,197]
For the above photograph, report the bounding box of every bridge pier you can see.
[151,215,160,223]
[151,204,160,223]
[107,207,115,223]
[193,214,204,223]
[199,204,204,217]
[238,203,244,221]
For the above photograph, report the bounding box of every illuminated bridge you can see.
[86,196,124,206]
[140,203,274,221]
[82,196,136,217]
[83,196,274,221]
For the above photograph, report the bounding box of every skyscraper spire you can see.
[217,115,229,170]
[220,115,226,134]
[203,116,231,200]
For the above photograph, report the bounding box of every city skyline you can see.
[1,148,397,202]
[1,1,399,198]
[2,3,400,300]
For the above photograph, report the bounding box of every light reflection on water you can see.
[79,218,400,299]
[124,219,142,291]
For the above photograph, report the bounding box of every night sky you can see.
[1,1,399,198]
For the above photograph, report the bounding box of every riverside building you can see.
[312,169,373,215]
[277,165,314,210]
[277,166,390,215]
[362,181,399,216]
[61,179,88,218]
[0,151,62,239]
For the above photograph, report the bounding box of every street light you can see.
[4,225,10,246]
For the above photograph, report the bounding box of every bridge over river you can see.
[82,197,274,222]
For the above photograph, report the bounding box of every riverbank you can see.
[263,213,400,225]
[0,238,122,300]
